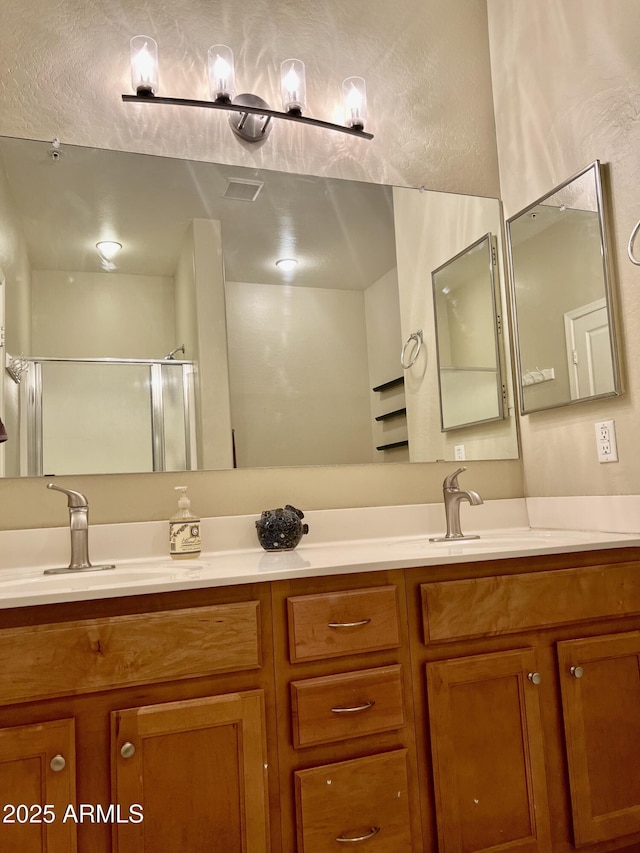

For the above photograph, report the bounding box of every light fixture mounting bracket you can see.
[229,93,273,142]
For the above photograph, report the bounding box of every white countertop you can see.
[1,525,639,611]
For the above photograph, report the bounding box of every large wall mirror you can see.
[0,135,519,477]
[506,160,621,414]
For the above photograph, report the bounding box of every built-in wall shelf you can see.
[376,440,409,451]
[375,407,407,422]
[372,377,404,393]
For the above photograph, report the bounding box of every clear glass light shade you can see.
[130,36,159,95]
[280,59,306,114]
[208,45,236,102]
[342,76,367,130]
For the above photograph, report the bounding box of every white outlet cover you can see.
[595,420,618,463]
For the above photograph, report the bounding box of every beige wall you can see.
[393,186,519,463]
[226,281,372,467]
[0,0,527,529]
[488,0,640,496]
[31,270,175,358]
[0,158,31,354]
[0,0,499,197]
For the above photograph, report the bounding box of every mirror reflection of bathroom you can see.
[0,136,520,476]
[431,233,504,431]
[507,161,621,414]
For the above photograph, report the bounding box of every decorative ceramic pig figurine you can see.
[255,504,309,551]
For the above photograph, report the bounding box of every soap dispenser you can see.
[169,486,201,559]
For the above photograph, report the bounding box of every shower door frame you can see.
[20,356,197,476]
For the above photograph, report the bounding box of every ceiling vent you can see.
[223,178,264,202]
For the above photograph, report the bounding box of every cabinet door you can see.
[427,648,551,853]
[558,630,640,846]
[111,691,269,853]
[0,718,76,853]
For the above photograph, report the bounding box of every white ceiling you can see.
[0,136,397,291]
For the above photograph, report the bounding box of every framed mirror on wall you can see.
[506,160,622,415]
[0,135,519,477]
[431,233,504,432]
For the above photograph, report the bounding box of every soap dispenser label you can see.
[170,521,201,555]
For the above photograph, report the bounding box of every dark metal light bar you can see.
[121,93,374,140]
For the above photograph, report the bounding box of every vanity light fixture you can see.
[275,258,298,272]
[123,37,373,142]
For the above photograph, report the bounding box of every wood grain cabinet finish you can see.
[557,630,640,847]
[421,562,640,644]
[294,749,413,853]
[426,647,551,853]
[111,690,270,853]
[0,718,76,853]
[290,664,405,748]
[0,602,261,705]
[287,585,400,662]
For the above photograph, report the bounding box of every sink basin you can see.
[0,568,173,595]
[395,530,598,553]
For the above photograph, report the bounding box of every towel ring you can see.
[628,220,640,265]
[401,329,423,369]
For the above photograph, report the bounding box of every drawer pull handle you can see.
[331,701,376,714]
[50,754,66,772]
[328,619,371,629]
[120,742,136,759]
[336,826,380,843]
[570,665,584,679]
[527,672,542,685]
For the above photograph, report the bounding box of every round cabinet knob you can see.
[49,754,66,772]
[528,672,542,685]
[120,742,136,759]
[570,665,584,679]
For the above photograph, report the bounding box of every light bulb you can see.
[96,241,122,261]
[130,36,159,96]
[275,258,298,272]
[208,45,235,102]
[280,59,306,114]
[342,76,367,130]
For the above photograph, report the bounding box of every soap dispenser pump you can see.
[169,486,201,559]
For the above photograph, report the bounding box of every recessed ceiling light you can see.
[275,258,298,272]
[96,240,123,261]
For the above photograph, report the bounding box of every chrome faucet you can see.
[44,483,115,575]
[430,466,483,542]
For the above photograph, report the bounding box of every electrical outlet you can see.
[595,420,618,463]
[454,444,466,461]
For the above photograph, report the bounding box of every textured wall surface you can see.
[488,0,640,496]
[0,0,528,528]
[0,0,500,196]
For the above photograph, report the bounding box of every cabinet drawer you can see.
[295,749,411,852]
[291,664,405,748]
[0,602,261,705]
[287,586,400,662]
[421,561,640,643]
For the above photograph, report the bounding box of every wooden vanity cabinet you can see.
[0,583,277,853]
[0,717,77,853]
[426,647,551,853]
[412,550,640,853]
[111,690,270,853]
[557,630,640,847]
[271,570,422,853]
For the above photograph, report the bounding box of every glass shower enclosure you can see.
[19,357,197,476]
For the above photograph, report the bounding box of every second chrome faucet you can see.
[430,466,483,542]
